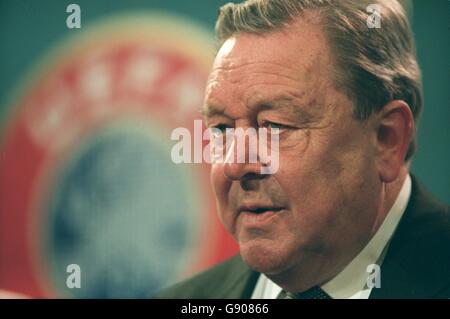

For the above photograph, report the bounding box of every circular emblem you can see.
[0,13,237,298]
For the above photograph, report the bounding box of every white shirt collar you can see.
[251,175,412,299]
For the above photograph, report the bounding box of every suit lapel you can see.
[213,254,260,298]
[370,176,450,298]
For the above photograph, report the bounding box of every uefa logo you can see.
[0,12,236,298]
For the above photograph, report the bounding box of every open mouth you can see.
[238,204,285,226]
[243,207,284,214]
[238,203,285,215]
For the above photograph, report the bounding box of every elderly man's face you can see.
[204,21,383,284]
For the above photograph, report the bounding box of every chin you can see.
[239,239,291,274]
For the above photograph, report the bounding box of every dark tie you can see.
[277,286,332,299]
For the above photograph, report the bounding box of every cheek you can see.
[210,164,229,207]
[274,139,347,217]
[281,132,375,228]
[274,151,315,196]
[210,164,236,233]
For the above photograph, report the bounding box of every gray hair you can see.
[215,0,422,160]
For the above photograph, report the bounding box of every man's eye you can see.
[268,122,284,129]
[211,124,230,132]
[262,122,288,130]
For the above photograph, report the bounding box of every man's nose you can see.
[224,159,263,181]
[223,130,266,181]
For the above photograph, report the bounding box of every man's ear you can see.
[375,100,414,183]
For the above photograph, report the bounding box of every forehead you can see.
[216,18,327,68]
[205,19,334,115]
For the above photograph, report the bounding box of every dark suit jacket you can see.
[156,176,450,299]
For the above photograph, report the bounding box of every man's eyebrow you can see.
[201,95,299,118]
[201,95,317,121]
[255,95,316,121]
[201,104,225,118]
